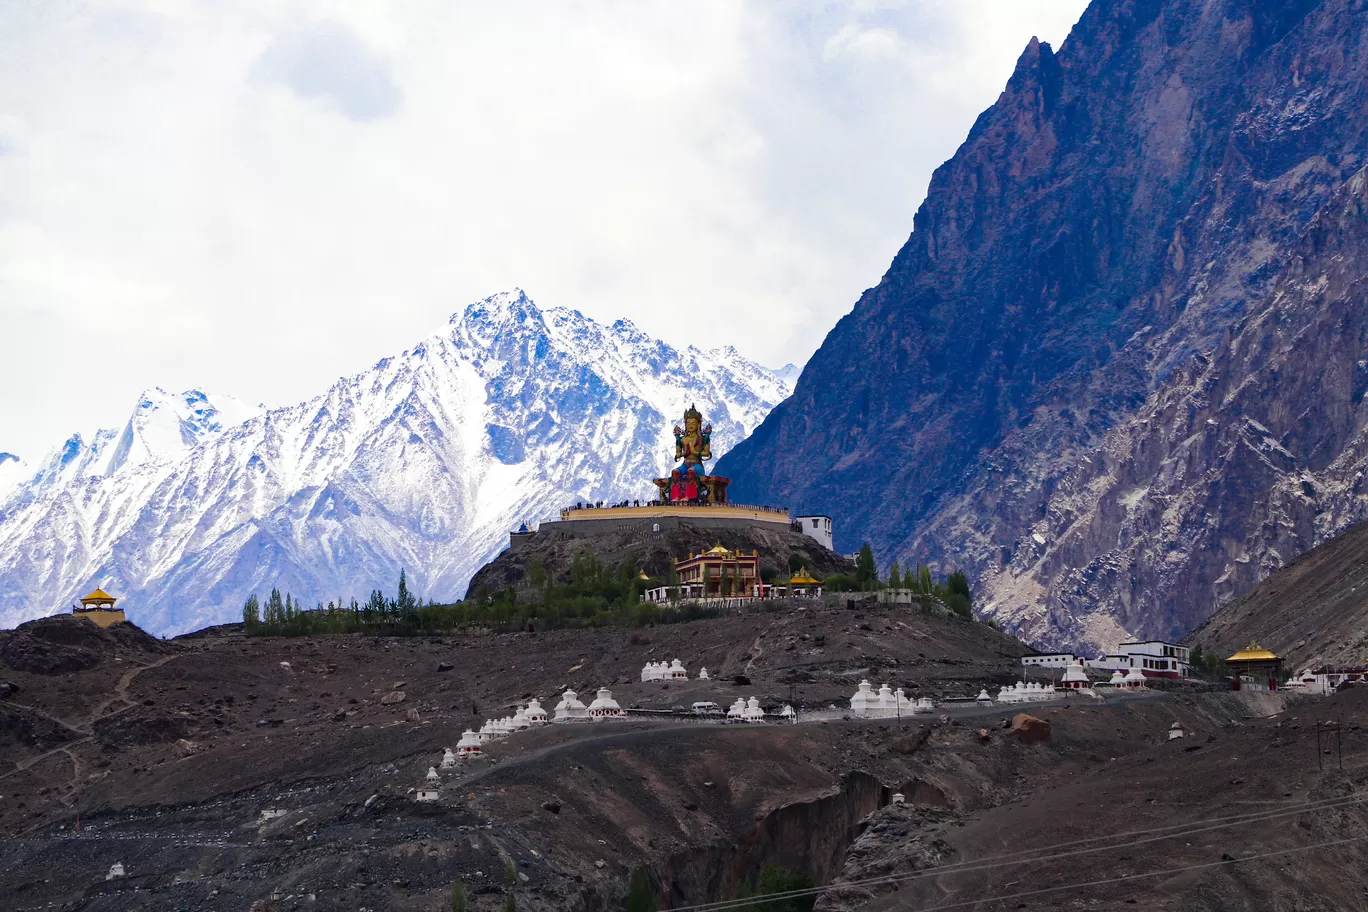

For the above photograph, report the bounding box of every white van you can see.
[691,701,721,715]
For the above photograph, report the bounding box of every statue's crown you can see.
[684,403,702,422]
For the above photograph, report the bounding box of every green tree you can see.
[702,564,713,597]
[396,568,417,618]
[504,895,516,912]
[242,594,260,630]
[625,868,657,912]
[887,559,902,590]
[731,864,815,911]
[855,544,878,590]
[449,881,467,912]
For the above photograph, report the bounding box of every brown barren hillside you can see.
[1186,518,1368,671]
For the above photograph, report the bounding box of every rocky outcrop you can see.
[465,517,851,599]
[718,0,1368,651]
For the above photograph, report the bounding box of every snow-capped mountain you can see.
[0,290,794,635]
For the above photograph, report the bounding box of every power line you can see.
[921,832,1368,911]
[666,791,1368,912]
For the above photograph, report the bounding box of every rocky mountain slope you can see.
[0,291,792,635]
[718,0,1368,652]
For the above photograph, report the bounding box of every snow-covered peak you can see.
[0,452,25,501]
[0,289,796,636]
[103,388,264,474]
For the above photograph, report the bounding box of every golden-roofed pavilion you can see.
[74,587,126,628]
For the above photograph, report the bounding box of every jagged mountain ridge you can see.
[0,290,793,635]
[718,0,1368,651]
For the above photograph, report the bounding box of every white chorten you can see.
[525,699,548,724]
[1124,667,1148,687]
[1109,670,1127,686]
[916,697,934,712]
[511,707,530,729]
[554,689,589,722]
[441,747,457,768]
[426,766,440,783]
[976,689,993,703]
[743,696,765,723]
[727,698,747,720]
[850,680,879,716]
[779,704,796,722]
[669,658,688,679]
[587,687,624,719]
[699,667,710,680]
[456,730,482,755]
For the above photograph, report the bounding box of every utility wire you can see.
[665,791,1368,912]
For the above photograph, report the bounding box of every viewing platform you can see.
[558,502,790,525]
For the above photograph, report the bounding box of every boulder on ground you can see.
[1009,713,1051,744]
[380,691,406,705]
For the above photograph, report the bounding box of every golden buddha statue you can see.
[655,405,729,505]
[673,405,713,470]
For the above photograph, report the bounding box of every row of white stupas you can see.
[849,681,935,717]
[724,697,795,722]
[993,681,1059,703]
[641,659,708,681]
[448,687,630,759]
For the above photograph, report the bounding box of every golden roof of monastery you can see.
[788,567,819,585]
[1227,641,1279,662]
[702,544,733,556]
[80,588,117,603]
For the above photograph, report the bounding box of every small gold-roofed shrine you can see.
[788,567,819,585]
[1226,641,1282,689]
[74,588,126,627]
[674,544,759,598]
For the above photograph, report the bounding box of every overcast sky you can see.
[0,0,1089,463]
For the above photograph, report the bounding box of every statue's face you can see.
[685,414,700,433]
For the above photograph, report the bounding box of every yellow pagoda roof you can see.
[702,543,733,556]
[789,567,819,584]
[1227,641,1279,662]
[638,569,651,580]
[80,588,116,602]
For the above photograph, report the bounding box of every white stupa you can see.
[587,687,624,719]
[456,731,482,756]
[107,863,125,880]
[779,704,796,722]
[976,689,993,703]
[743,697,766,722]
[699,667,710,680]
[1124,667,1148,688]
[441,747,458,768]
[525,699,548,724]
[915,697,934,712]
[1109,670,1127,686]
[668,659,688,679]
[727,698,747,720]
[511,707,530,729]
[850,680,879,716]
[554,689,589,722]
[426,766,440,783]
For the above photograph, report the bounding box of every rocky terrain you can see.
[716,0,1368,653]
[1185,516,1368,672]
[5,610,1364,911]
[465,518,851,600]
[0,290,793,636]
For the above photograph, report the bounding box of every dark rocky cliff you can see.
[718,0,1368,651]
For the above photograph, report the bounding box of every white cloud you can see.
[0,0,1089,462]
